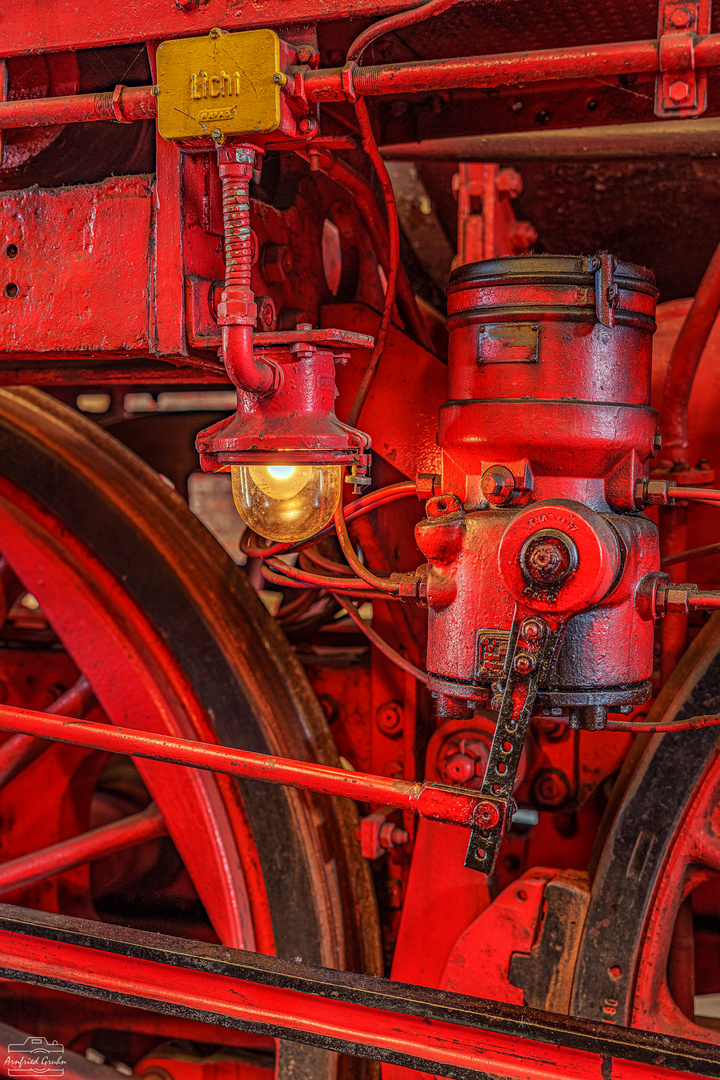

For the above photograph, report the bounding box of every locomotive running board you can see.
[0,904,718,1080]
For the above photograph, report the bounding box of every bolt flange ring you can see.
[498,499,621,615]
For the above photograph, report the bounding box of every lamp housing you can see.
[196,326,373,542]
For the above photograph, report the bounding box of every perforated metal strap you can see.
[465,614,564,874]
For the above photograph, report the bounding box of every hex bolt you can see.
[473,801,500,830]
[376,701,403,738]
[444,753,475,784]
[379,823,409,848]
[669,6,692,27]
[513,653,536,675]
[509,220,538,251]
[480,465,516,505]
[261,243,294,283]
[520,618,543,641]
[255,296,277,331]
[529,544,562,575]
[296,46,319,65]
[531,768,571,807]
[520,529,578,587]
[668,80,690,103]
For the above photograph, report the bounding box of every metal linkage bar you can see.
[3,33,720,130]
[0,703,502,833]
[0,903,718,1080]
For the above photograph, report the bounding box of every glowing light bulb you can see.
[231,461,343,542]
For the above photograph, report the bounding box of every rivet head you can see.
[473,802,500,830]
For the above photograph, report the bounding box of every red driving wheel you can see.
[571,611,720,1043]
[0,388,380,1078]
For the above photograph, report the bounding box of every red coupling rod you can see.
[0,703,500,831]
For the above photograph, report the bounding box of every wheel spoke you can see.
[0,804,165,896]
[0,674,95,790]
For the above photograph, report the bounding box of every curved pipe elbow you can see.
[221,325,282,396]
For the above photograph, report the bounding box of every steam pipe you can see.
[3,34,720,127]
[380,119,720,161]
[660,243,720,464]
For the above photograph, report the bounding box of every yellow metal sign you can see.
[156,29,283,142]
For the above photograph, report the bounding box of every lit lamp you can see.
[196,326,373,543]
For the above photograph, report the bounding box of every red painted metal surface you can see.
[0,475,262,952]
[0,1,415,58]
[420,256,660,720]
[0,86,156,128]
[454,164,537,265]
[0,177,152,359]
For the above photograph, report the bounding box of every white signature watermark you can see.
[4,1037,67,1077]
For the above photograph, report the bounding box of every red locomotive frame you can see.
[2,4,720,1080]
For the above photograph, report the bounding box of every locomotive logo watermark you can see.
[4,1037,67,1077]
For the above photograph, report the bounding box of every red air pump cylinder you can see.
[416,255,661,729]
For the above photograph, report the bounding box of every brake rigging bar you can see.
[0,702,505,841]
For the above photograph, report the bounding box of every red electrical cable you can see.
[300,549,356,576]
[673,487,720,503]
[333,594,428,683]
[261,564,400,600]
[333,502,402,594]
[241,481,416,560]
[275,588,320,622]
[606,714,720,732]
[346,0,463,64]
[265,555,374,592]
[346,97,401,429]
[688,593,720,609]
[661,540,720,568]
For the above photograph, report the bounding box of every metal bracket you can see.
[590,252,617,328]
[655,0,711,118]
[465,614,564,874]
